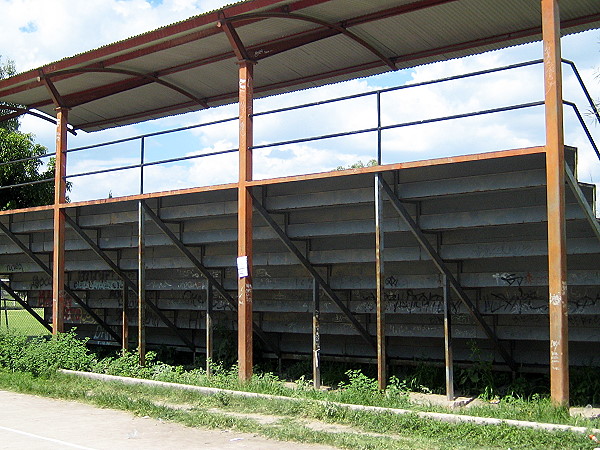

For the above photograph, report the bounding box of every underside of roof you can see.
[0,0,599,132]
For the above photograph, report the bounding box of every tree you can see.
[0,56,60,210]
[0,56,19,133]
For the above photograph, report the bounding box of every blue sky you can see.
[0,0,599,202]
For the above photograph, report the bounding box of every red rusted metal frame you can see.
[238,61,255,381]
[218,19,252,62]
[38,70,67,109]
[138,200,146,365]
[0,107,76,134]
[312,278,321,389]
[227,12,396,70]
[542,0,569,407]
[375,174,386,390]
[52,107,68,334]
[33,67,209,110]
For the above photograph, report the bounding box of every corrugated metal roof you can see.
[0,0,599,132]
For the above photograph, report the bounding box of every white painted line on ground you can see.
[0,425,98,450]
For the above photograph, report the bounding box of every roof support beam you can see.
[542,0,569,407]
[140,202,279,357]
[379,177,518,372]
[63,210,196,353]
[0,221,121,344]
[218,19,252,62]
[251,190,377,352]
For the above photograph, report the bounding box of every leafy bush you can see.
[0,330,95,377]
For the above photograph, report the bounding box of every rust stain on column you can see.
[52,107,68,334]
[542,0,569,407]
[238,61,254,381]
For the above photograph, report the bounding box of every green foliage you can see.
[570,366,600,406]
[0,128,57,210]
[0,330,94,377]
[335,159,378,171]
[0,56,19,133]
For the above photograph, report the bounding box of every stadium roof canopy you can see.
[0,0,599,132]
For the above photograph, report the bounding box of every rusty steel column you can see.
[312,278,321,389]
[238,60,254,381]
[542,0,569,406]
[206,281,213,375]
[138,200,146,365]
[443,275,454,401]
[52,107,68,334]
[375,174,386,390]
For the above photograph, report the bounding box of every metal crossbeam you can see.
[64,212,196,352]
[141,202,280,356]
[0,221,121,344]
[565,164,600,243]
[250,190,376,351]
[0,280,52,333]
[379,178,518,372]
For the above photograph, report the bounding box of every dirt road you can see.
[0,390,333,449]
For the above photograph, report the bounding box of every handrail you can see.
[0,58,597,201]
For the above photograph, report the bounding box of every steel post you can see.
[375,174,386,390]
[52,107,68,334]
[238,60,254,381]
[443,275,454,401]
[122,285,129,353]
[138,200,146,365]
[542,0,569,406]
[206,281,213,376]
[312,278,321,389]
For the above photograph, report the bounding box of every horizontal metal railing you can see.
[0,58,597,201]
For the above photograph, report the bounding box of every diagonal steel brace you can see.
[0,221,121,343]
[379,177,518,372]
[565,164,600,244]
[0,279,52,333]
[64,212,195,352]
[141,202,280,357]
[250,190,377,352]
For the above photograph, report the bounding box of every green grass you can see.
[0,370,595,450]
[0,308,49,336]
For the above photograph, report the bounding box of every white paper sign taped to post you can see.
[237,256,249,278]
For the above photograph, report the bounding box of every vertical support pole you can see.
[443,275,454,401]
[138,200,146,366]
[52,107,68,334]
[140,137,145,195]
[122,285,129,353]
[375,174,386,390]
[312,278,321,389]
[206,281,213,375]
[542,0,569,407]
[237,61,254,381]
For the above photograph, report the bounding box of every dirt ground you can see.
[0,390,334,450]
